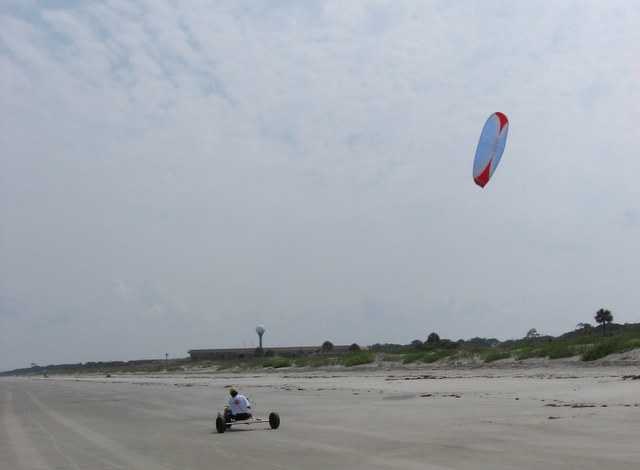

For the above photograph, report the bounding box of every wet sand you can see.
[2,360,639,469]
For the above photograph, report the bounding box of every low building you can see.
[187,345,355,361]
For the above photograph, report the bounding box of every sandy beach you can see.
[2,357,639,469]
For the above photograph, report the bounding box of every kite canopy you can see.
[473,112,509,188]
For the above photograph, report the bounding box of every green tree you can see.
[526,328,540,339]
[427,332,440,343]
[594,308,613,337]
[321,341,334,352]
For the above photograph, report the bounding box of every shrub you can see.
[581,335,640,361]
[545,342,576,359]
[574,332,593,345]
[402,352,424,364]
[515,344,544,360]
[263,358,292,369]
[484,350,512,363]
[421,351,449,363]
[402,350,454,364]
[582,341,616,361]
[379,353,403,363]
[436,339,460,350]
[321,341,334,352]
[238,358,264,369]
[295,355,339,368]
[343,352,374,367]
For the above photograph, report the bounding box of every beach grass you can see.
[483,349,513,363]
[262,358,293,369]
[582,334,640,361]
[342,351,375,367]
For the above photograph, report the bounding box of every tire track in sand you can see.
[25,390,160,470]
[2,388,51,470]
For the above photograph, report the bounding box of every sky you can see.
[1,1,639,372]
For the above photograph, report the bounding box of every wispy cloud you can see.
[1,1,638,370]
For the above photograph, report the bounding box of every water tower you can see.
[256,324,266,352]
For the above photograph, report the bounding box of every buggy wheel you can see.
[268,412,280,429]
[216,415,227,433]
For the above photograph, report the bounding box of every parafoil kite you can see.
[473,112,509,188]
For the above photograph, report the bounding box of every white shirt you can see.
[228,394,251,415]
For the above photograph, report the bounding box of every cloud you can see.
[113,278,189,319]
[1,1,639,371]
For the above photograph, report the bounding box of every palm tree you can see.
[594,309,613,337]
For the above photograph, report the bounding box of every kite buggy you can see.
[215,406,280,433]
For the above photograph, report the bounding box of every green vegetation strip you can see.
[5,323,639,376]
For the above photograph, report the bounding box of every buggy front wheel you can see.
[215,415,227,433]
[268,412,280,429]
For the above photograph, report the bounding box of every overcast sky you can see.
[1,1,638,372]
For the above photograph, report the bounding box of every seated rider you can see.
[228,387,252,420]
